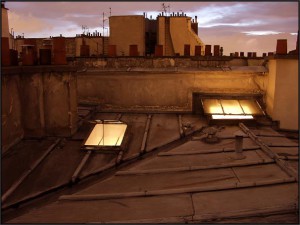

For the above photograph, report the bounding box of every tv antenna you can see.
[82,25,88,35]
[162,3,170,16]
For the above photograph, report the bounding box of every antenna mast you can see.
[162,3,170,16]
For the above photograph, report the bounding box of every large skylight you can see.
[202,99,264,119]
[84,121,127,147]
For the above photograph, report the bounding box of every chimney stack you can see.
[276,39,287,55]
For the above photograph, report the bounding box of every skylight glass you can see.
[202,98,264,119]
[84,122,127,147]
[220,100,244,114]
[202,99,223,114]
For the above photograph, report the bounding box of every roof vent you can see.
[201,127,220,144]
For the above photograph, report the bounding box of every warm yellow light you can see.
[239,100,262,115]
[212,115,253,119]
[203,99,223,114]
[209,106,223,114]
[84,123,127,146]
[221,100,243,114]
[202,98,264,119]
[240,105,252,114]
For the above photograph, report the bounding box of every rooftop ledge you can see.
[2,65,77,75]
[267,54,299,60]
[78,66,268,74]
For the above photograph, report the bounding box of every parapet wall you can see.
[77,70,265,112]
[71,57,265,69]
[2,66,78,153]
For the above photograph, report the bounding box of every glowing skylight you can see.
[84,122,127,147]
[202,98,264,120]
[220,100,244,114]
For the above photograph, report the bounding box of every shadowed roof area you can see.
[2,108,299,223]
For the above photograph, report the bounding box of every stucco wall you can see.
[75,36,103,57]
[109,16,145,56]
[77,71,262,112]
[169,17,204,56]
[2,7,9,38]
[266,58,298,130]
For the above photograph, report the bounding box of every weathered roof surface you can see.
[3,111,299,223]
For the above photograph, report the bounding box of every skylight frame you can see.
[81,120,129,152]
[201,98,265,120]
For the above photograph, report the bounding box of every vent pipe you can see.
[234,135,246,160]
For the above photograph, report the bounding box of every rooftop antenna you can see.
[162,3,170,16]
[102,10,110,36]
[82,25,88,35]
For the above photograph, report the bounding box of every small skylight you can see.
[202,99,264,120]
[84,120,127,147]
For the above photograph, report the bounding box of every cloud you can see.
[8,11,54,34]
[242,31,284,36]
[199,20,265,28]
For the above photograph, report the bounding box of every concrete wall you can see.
[77,71,262,112]
[75,36,103,57]
[14,37,76,58]
[2,74,24,153]
[15,38,25,56]
[72,57,266,70]
[65,37,76,57]
[266,58,298,130]
[2,66,78,153]
[169,17,204,56]
[109,16,145,56]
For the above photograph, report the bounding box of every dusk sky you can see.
[5,1,299,55]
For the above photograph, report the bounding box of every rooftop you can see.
[2,108,299,223]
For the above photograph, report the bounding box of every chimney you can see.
[214,45,220,56]
[205,45,212,56]
[276,39,287,55]
[195,16,197,23]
